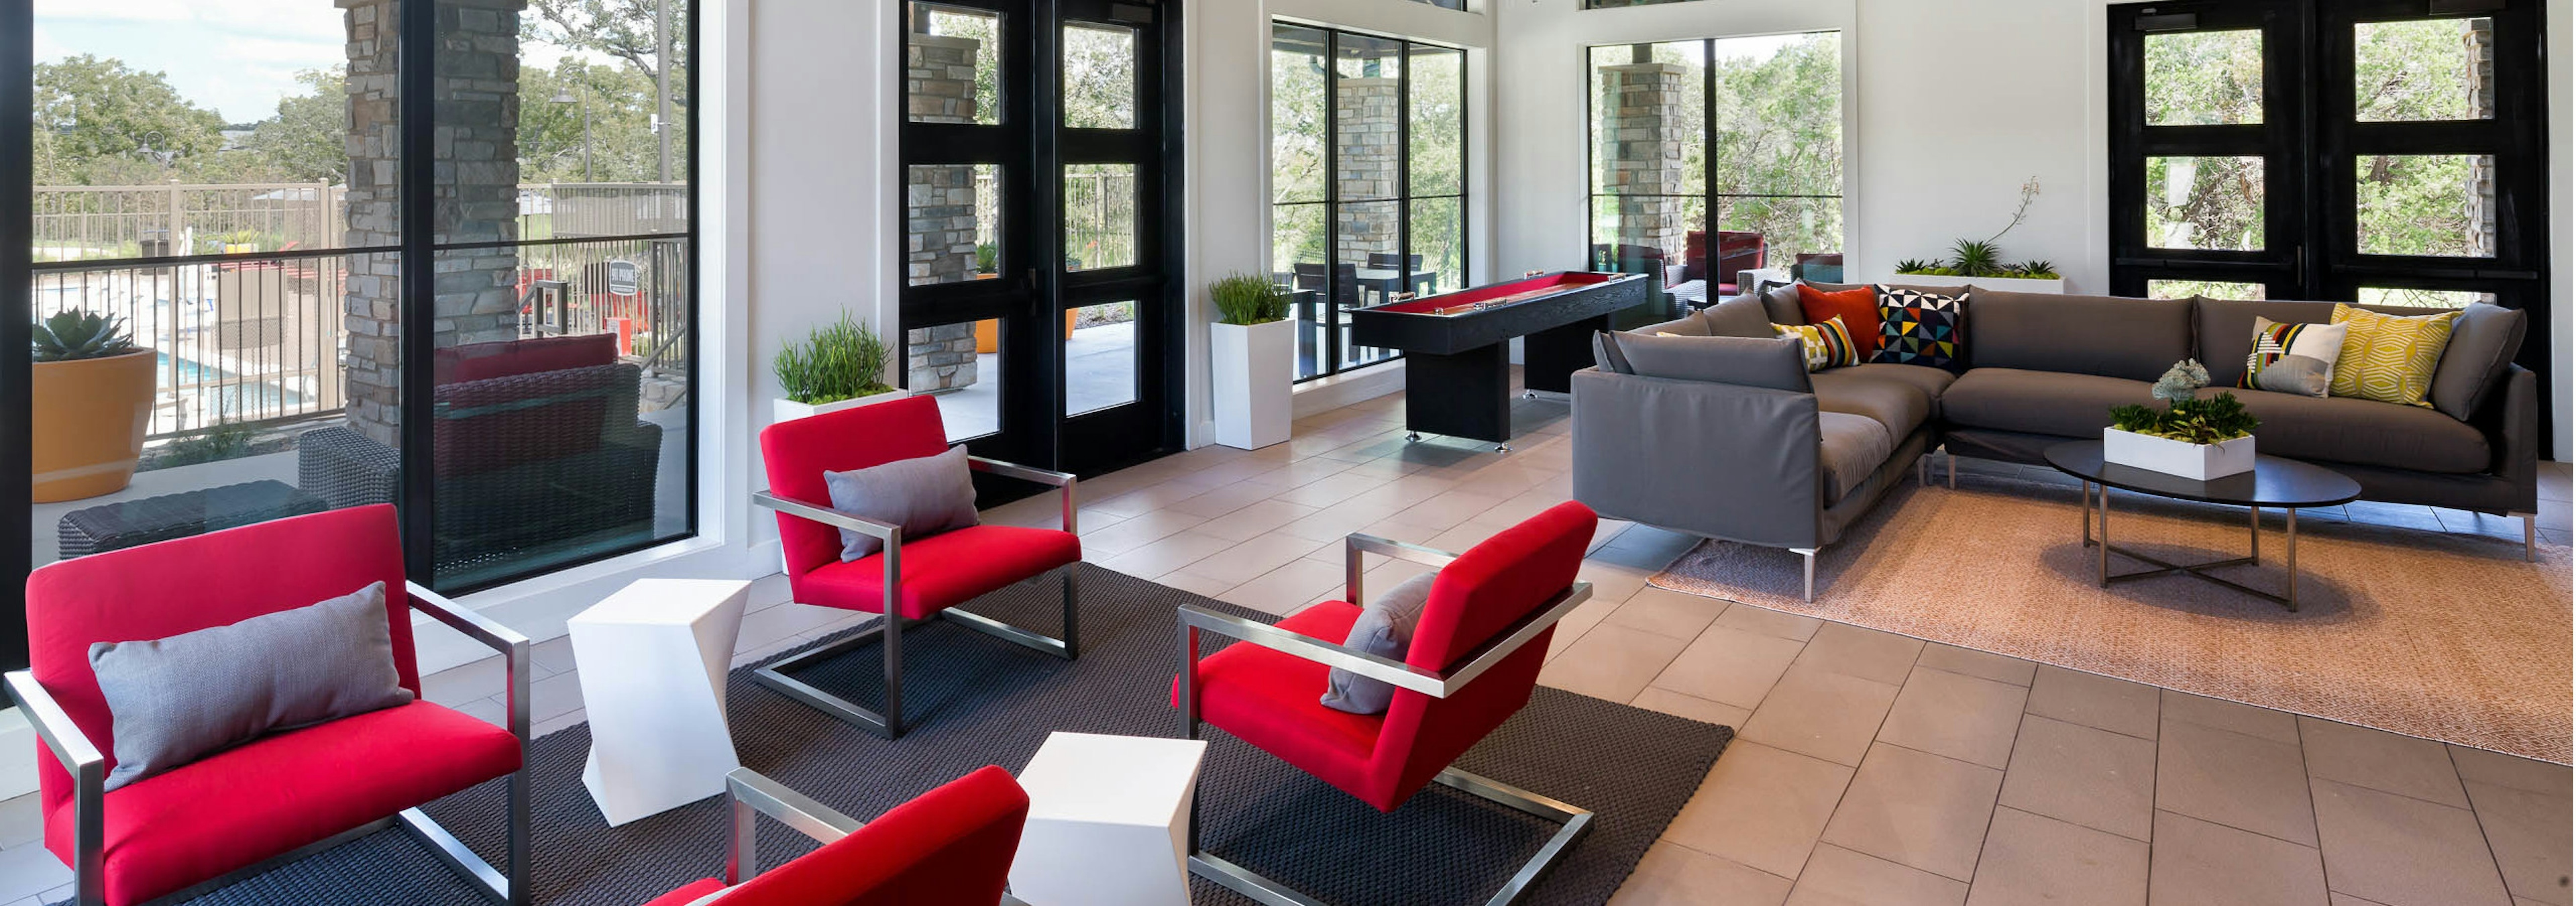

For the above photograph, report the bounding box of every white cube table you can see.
[568,578,753,826]
[1010,732,1209,906]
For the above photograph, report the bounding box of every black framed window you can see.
[1270,23,1468,383]
[1585,32,1844,298]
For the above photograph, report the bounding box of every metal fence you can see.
[973,168,1138,270]
[31,250,357,438]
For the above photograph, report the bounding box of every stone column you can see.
[904,32,983,390]
[1597,62,1688,266]
[337,0,525,446]
[2463,19,2498,258]
[1332,76,1403,269]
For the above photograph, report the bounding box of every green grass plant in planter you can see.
[1210,273,1289,325]
[775,313,895,405]
[2108,360,2261,444]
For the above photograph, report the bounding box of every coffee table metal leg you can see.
[2286,507,2299,611]
[2098,486,2112,587]
[2081,482,2094,546]
[2249,505,2259,567]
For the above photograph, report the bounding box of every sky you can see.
[34,0,605,125]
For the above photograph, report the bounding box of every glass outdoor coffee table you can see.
[2044,440,2362,611]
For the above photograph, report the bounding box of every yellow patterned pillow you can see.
[2328,303,2458,407]
[1774,316,1858,372]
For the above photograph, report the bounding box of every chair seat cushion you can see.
[1818,412,1896,505]
[1190,602,1384,797]
[50,701,521,906]
[798,525,1080,620]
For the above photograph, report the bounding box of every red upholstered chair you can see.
[755,394,1081,739]
[1174,501,1600,906]
[1713,231,1768,294]
[639,766,1031,906]
[9,505,531,906]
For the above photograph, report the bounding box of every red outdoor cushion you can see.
[1189,603,1386,793]
[433,334,617,385]
[716,765,1029,906]
[47,702,521,906]
[796,525,1081,620]
[1797,284,1882,357]
[429,362,630,475]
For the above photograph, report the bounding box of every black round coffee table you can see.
[2043,440,2361,611]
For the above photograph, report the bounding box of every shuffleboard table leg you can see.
[1401,344,1513,445]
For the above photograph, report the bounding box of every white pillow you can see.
[2246,317,2349,398]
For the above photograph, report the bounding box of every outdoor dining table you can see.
[1354,267,1439,303]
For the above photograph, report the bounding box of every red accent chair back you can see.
[1358,501,1596,811]
[759,395,953,593]
[645,766,1031,906]
[1714,231,1768,292]
[25,505,423,817]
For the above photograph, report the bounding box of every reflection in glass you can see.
[2357,154,2495,258]
[1066,303,1140,415]
[1409,44,1465,197]
[1409,197,1466,292]
[1065,23,1137,129]
[908,4,1001,125]
[2145,30,2263,125]
[1271,23,1329,205]
[908,163,1002,285]
[1338,200,1403,368]
[1064,163,1136,271]
[909,319,1002,442]
[2358,287,2496,309]
[2146,156,2265,251]
[2149,279,2266,301]
[2355,19,2494,123]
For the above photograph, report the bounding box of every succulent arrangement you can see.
[32,311,138,362]
[2108,360,2260,444]
[1894,178,2063,281]
[1210,273,1290,326]
[774,313,894,405]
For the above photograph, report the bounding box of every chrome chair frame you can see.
[1174,532,1595,906]
[720,768,1031,906]
[5,582,531,906]
[750,456,1080,739]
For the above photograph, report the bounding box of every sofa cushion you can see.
[2426,302,2526,421]
[1818,412,1895,505]
[1760,284,1805,326]
[2328,303,2458,408]
[1973,291,2193,381]
[1697,294,1779,338]
[2194,298,2339,387]
[1941,368,2160,438]
[1835,362,1959,402]
[1797,285,1882,356]
[1811,369,1934,437]
[1607,333,1812,392]
[2208,386,2492,474]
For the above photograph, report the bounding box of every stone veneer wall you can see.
[1597,62,1689,264]
[905,32,982,391]
[1334,76,1402,267]
[337,0,525,446]
[2463,19,2498,258]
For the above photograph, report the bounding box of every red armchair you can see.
[1174,501,1599,906]
[9,505,530,906]
[639,766,1031,906]
[754,394,1082,739]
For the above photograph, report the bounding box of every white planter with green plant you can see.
[1892,177,2066,295]
[1208,274,1293,450]
[772,314,906,424]
[2103,360,2261,481]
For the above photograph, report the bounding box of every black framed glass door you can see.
[900,0,1183,481]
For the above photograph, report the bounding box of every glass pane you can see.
[1713,33,1842,266]
[1271,24,1329,205]
[2149,279,2266,300]
[1408,44,1465,197]
[2355,18,2495,122]
[1064,163,1136,272]
[1409,197,1466,293]
[1590,193,1704,282]
[908,5,1000,125]
[1066,302,1139,415]
[2356,154,2496,258]
[1065,23,1136,129]
[1338,200,1404,368]
[1591,42,1706,197]
[2144,30,2264,125]
[908,163,1000,285]
[908,319,1000,441]
[2357,287,2496,309]
[2146,156,2265,251]
[1336,34,1405,203]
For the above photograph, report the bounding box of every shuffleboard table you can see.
[1346,270,1653,449]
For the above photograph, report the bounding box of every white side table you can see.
[568,578,753,826]
[1010,732,1209,906]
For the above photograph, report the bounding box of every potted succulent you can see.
[772,313,906,423]
[31,311,157,502]
[1208,273,1293,450]
[1890,177,2066,294]
[2104,360,2261,480]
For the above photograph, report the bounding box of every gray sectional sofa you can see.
[1570,287,2538,600]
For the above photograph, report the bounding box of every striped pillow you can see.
[2242,316,2347,398]
[1775,315,1860,372]
[2328,303,2459,408]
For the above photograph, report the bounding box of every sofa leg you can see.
[2516,511,2536,562]
[1917,456,1927,488]
[1792,548,1817,602]
[1947,453,1957,489]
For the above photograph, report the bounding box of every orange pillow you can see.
[1796,285,1880,357]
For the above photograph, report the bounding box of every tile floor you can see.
[0,391,2566,906]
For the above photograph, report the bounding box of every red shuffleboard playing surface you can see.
[1365,272,1618,316]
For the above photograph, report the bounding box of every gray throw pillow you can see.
[824,444,981,561]
[2426,302,2526,421]
[1695,294,1777,338]
[1591,330,1633,374]
[91,581,413,791]
[1320,572,1439,715]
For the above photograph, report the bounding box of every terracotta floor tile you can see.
[1603,586,1731,640]
[1740,663,1903,766]
[1713,601,1826,642]
[2310,776,2510,906]
[2461,780,2573,906]
[1997,714,2155,841]
[1785,843,1968,906]
[1877,667,2030,770]
[1630,687,1753,729]
[1962,807,2147,906]
[1609,843,1793,906]
[2156,719,2318,846]
[1914,643,2037,687]
[2162,689,2300,746]
[2448,746,2573,797]
[1536,623,1688,703]
[1662,742,1856,880]
[2025,665,2159,740]
[2147,810,2328,906]
[2299,717,2470,808]
[1793,622,1925,686]
[1648,625,1809,709]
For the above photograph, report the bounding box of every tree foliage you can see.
[33,55,227,184]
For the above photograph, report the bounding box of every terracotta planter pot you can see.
[32,350,158,503]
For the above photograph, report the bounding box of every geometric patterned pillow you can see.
[1871,286,1968,374]
[2328,303,2459,407]
[1774,315,1861,372]
[2241,316,2347,397]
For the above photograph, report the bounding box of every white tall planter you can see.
[771,387,909,425]
[1211,319,1293,450]
[2103,427,2255,481]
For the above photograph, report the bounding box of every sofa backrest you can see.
[1972,291,2194,382]
[2196,297,2526,420]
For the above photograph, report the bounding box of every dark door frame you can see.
[2,0,32,670]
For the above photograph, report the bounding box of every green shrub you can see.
[1210,273,1289,325]
[775,313,894,405]
[2108,359,2258,444]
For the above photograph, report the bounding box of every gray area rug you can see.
[131,563,1731,906]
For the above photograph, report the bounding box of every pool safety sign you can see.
[607,259,640,297]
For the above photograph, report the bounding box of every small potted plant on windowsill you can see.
[2104,360,2261,480]
[772,313,906,424]
[1889,177,2067,294]
[31,311,157,502]
[1208,273,1293,450]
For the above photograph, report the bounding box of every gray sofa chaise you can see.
[1570,288,2538,600]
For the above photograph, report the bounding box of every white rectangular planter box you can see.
[2103,427,2255,481]
[771,388,908,425]
[1211,319,1293,450]
[1882,275,2065,294]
